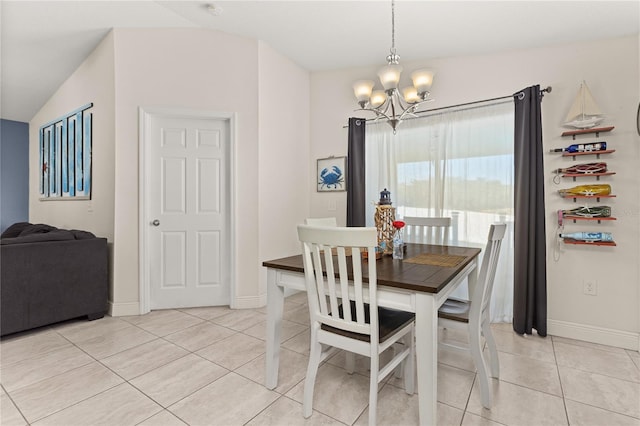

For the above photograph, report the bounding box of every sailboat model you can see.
[564,81,605,129]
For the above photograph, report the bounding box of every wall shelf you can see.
[562,171,616,181]
[563,239,617,247]
[562,149,615,160]
[561,194,616,202]
[563,216,617,224]
[561,126,615,139]
[556,126,617,248]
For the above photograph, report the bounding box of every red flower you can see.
[392,220,405,229]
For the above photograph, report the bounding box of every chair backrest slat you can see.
[351,248,366,325]
[298,225,378,337]
[323,246,340,319]
[470,223,507,320]
[336,246,352,322]
[404,216,451,245]
[311,245,329,315]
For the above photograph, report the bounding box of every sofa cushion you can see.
[1,223,96,244]
[1,222,32,238]
[1,230,75,245]
[70,230,96,239]
[18,223,58,236]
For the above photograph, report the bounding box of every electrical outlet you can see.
[583,280,597,296]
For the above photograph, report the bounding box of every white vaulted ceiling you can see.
[2,1,639,122]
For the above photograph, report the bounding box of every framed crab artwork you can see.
[317,156,347,192]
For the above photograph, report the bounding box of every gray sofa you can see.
[1,223,109,336]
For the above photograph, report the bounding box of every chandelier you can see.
[352,0,435,133]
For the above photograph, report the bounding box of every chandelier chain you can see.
[390,0,396,55]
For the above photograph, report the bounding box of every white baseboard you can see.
[233,294,266,309]
[110,296,269,314]
[284,288,302,298]
[108,301,141,317]
[548,319,639,351]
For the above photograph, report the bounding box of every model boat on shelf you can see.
[564,81,605,129]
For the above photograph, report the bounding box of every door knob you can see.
[152,220,160,226]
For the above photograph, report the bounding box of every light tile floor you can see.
[1,293,639,425]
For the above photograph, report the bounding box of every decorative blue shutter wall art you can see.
[39,103,93,199]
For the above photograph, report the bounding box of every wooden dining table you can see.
[262,242,481,426]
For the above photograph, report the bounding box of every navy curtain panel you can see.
[513,85,547,336]
[347,118,366,227]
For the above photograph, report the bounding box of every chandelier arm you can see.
[398,98,436,121]
[354,107,394,122]
[393,91,411,110]
[376,97,393,117]
[398,106,417,122]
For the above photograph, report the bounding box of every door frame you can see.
[138,107,237,314]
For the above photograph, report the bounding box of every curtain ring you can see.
[355,119,363,126]
[516,92,525,101]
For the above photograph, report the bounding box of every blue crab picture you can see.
[318,165,344,190]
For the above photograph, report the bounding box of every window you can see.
[365,101,514,322]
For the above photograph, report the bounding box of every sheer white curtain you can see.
[365,101,514,323]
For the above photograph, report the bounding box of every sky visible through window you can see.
[398,154,513,185]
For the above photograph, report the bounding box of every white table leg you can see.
[266,268,284,389]
[415,292,438,426]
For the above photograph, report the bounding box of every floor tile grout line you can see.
[552,341,639,422]
[1,382,30,425]
[562,394,640,422]
[46,328,174,422]
[550,334,571,426]
[136,368,234,413]
[1,327,116,396]
[15,321,233,420]
[22,377,125,424]
[132,407,171,426]
[241,393,289,426]
[4,312,637,426]
[459,369,476,425]
[555,362,640,385]
[280,392,351,426]
[553,335,636,355]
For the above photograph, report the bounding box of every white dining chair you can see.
[304,217,363,372]
[305,217,337,226]
[403,216,451,245]
[437,223,506,409]
[297,225,415,426]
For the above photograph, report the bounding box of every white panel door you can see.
[148,115,229,309]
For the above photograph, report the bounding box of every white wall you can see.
[257,41,311,301]
[26,25,640,347]
[30,28,311,316]
[30,32,116,241]
[29,32,116,300]
[309,35,640,349]
[110,28,261,314]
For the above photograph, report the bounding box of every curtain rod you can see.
[343,86,552,128]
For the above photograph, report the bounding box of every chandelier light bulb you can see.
[353,80,375,103]
[402,87,420,104]
[377,63,403,91]
[370,90,387,108]
[411,69,435,95]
